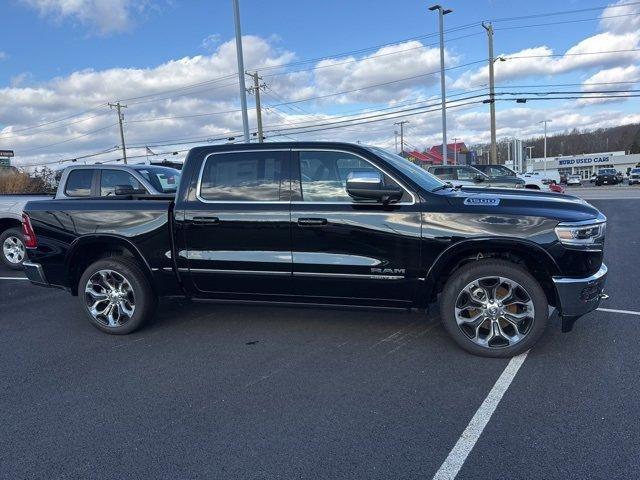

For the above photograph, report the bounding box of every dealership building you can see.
[521,151,640,179]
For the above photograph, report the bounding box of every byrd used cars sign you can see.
[558,155,611,166]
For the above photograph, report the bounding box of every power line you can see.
[488,1,640,23]
[16,123,118,154]
[494,12,640,31]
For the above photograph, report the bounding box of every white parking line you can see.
[0,277,28,281]
[432,352,529,480]
[597,307,640,316]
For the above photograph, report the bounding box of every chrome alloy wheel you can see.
[84,270,135,327]
[454,276,535,349]
[3,235,25,265]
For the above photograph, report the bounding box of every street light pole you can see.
[540,119,552,177]
[429,4,452,165]
[232,0,250,143]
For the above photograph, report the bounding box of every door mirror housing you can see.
[474,174,486,183]
[346,171,403,203]
[114,184,146,195]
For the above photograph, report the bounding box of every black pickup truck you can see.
[21,142,608,357]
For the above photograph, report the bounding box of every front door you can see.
[289,149,422,306]
[181,149,292,297]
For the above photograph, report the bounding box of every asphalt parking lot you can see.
[1,191,638,479]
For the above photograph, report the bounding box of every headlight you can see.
[555,220,606,246]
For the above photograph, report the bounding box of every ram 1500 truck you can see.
[0,164,180,269]
[21,142,608,357]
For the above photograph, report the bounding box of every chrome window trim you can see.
[176,266,404,280]
[292,148,416,205]
[196,149,291,204]
[293,271,404,280]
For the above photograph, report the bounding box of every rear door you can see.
[289,149,422,305]
[181,149,292,296]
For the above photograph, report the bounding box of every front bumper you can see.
[552,264,607,331]
[22,261,50,287]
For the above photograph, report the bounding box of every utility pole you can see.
[429,4,452,165]
[108,102,127,164]
[246,71,265,143]
[394,130,399,153]
[394,121,409,156]
[453,137,458,164]
[482,21,498,165]
[540,119,552,177]
[507,140,511,164]
[232,0,250,143]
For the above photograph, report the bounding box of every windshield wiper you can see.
[431,182,455,192]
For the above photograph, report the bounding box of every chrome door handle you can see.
[297,218,327,226]
[192,216,220,224]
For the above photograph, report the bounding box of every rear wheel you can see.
[79,256,157,334]
[1,228,26,270]
[439,260,548,357]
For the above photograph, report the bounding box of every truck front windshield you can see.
[365,146,446,192]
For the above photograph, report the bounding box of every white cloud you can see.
[452,0,640,91]
[577,65,640,105]
[0,51,7,61]
[201,34,221,52]
[19,0,152,34]
[599,0,640,34]
[310,41,456,104]
[1,32,639,168]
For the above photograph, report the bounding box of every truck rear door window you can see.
[199,151,284,202]
[65,169,94,197]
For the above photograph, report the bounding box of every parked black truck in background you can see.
[21,143,608,357]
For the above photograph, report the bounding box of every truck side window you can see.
[298,151,400,202]
[65,169,94,197]
[100,170,145,196]
[199,152,283,202]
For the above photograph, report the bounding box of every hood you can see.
[439,186,600,223]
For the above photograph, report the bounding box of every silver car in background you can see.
[426,165,525,189]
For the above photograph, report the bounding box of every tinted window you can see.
[136,166,180,193]
[100,170,145,196]
[65,169,94,197]
[200,151,284,201]
[299,151,402,202]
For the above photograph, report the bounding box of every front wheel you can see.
[1,228,26,270]
[439,260,549,357]
[79,256,157,334]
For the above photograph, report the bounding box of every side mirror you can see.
[346,171,403,203]
[474,174,485,183]
[114,184,135,195]
[114,184,146,195]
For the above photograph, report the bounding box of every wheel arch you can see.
[424,238,561,307]
[0,217,22,234]
[66,234,154,296]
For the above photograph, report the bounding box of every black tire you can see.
[0,228,26,270]
[439,259,549,358]
[595,182,601,186]
[78,256,157,335]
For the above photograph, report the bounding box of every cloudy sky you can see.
[0,0,639,167]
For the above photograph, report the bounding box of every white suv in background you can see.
[629,168,640,185]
